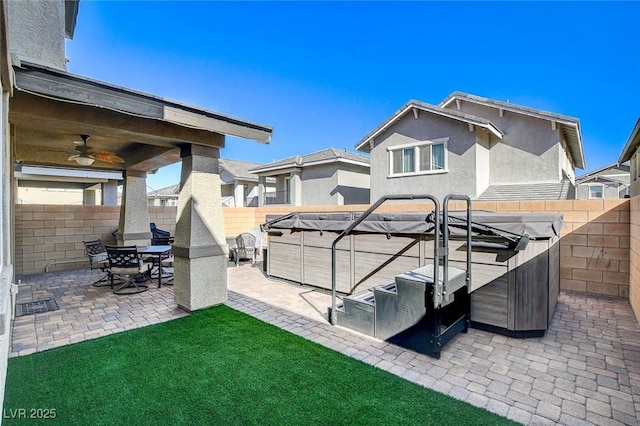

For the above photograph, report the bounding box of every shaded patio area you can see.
[9,262,640,425]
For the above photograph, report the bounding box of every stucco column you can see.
[257,176,266,206]
[234,182,245,207]
[173,144,227,312]
[116,170,152,246]
[101,179,118,206]
[291,170,302,206]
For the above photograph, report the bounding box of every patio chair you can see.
[105,245,152,295]
[83,239,111,287]
[231,233,256,267]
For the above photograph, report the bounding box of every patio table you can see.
[138,245,172,288]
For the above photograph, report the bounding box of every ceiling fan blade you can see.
[68,154,79,161]
[91,150,125,164]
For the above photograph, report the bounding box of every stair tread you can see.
[396,264,466,285]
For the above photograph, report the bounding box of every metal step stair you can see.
[335,264,469,359]
[335,290,376,336]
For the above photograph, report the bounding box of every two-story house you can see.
[356,92,585,202]
[575,162,630,199]
[251,148,370,206]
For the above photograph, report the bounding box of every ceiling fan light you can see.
[75,155,95,166]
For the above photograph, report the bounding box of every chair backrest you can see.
[236,233,256,250]
[105,245,141,269]
[152,236,174,246]
[84,240,108,265]
[150,223,171,238]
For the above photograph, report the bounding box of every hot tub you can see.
[264,210,562,337]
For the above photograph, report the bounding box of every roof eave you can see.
[619,118,640,163]
[355,101,503,152]
[13,62,274,144]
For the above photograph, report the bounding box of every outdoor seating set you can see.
[83,225,174,295]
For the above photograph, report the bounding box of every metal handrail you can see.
[329,194,440,325]
[443,194,472,304]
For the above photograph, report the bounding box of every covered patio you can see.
[10,61,273,312]
[9,262,640,425]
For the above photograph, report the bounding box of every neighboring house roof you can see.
[575,162,630,185]
[250,148,370,174]
[219,158,263,183]
[440,92,585,169]
[148,184,179,198]
[619,118,640,163]
[355,100,503,152]
[477,181,572,201]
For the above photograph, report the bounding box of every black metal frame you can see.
[83,239,112,287]
[105,245,150,295]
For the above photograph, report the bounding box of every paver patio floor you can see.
[9,262,640,425]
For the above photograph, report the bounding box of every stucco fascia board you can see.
[355,101,503,152]
[440,92,581,124]
[64,0,79,39]
[303,158,370,168]
[13,62,273,143]
[252,165,302,176]
[575,163,625,181]
[619,118,640,163]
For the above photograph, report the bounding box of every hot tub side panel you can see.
[267,230,302,283]
[353,233,425,292]
[510,240,550,331]
[301,231,351,293]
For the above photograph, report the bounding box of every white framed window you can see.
[388,138,448,177]
[589,184,604,199]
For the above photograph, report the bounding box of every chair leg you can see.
[113,274,149,295]
[91,271,111,287]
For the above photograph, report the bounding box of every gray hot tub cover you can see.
[265,210,564,239]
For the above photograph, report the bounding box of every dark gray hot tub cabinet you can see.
[265,211,562,338]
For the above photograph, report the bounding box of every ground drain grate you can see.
[15,299,59,317]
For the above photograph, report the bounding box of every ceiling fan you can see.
[68,135,125,166]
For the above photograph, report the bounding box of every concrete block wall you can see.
[15,205,177,276]
[237,199,631,297]
[15,201,632,300]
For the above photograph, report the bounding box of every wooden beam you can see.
[455,99,461,110]
[468,123,474,132]
[499,108,504,118]
[551,121,557,131]
[369,139,375,150]
[413,108,419,119]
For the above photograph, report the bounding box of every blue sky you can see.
[65,1,640,191]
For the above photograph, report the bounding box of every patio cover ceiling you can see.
[9,62,273,173]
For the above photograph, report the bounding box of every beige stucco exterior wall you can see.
[443,101,566,185]
[368,112,479,202]
[6,0,67,70]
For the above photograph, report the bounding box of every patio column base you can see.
[173,254,227,312]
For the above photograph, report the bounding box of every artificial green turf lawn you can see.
[4,306,516,425]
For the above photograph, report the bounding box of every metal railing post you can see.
[330,194,440,325]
